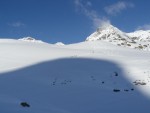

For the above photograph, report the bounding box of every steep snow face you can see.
[18,37,44,43]
[86,25,150,51]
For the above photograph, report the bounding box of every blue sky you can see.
[0,0,150,44]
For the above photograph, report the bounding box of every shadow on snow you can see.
[0,58,149,113]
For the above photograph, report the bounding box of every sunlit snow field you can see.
[0,39,150,113]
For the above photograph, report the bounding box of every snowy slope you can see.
[0,39,150,113]
[86,24,150,51]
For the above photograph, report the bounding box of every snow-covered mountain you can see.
[0,39,150,113]
[18,37,44,43]
[86,24,129,41]
[86,24,150,51]
[127,30,150,42]
[55,42,65,46]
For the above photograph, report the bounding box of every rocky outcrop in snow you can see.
[127,30,150,42]
[86,25,129,42]
[86,24,150,51]
[18,37,44,43]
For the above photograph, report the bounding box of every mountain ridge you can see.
[86,24,150,51]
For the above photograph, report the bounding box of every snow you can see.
[0,38,150,113]
[86,24,129,41]
[18,37,44,43]
[86,24,150,51]
[127,30,150,41]
[55,42,65,46]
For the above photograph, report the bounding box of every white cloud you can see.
[137,24,150,30]
[86,1,92,7]
[74,0,111,29]
[8,22,25,27]
[104,1,134,15]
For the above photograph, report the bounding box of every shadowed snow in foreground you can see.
[0,58,149,113]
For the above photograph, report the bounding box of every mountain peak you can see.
[98,24,115,30]
[86,24,127,41]
[55,42,65,46]
[18,37,44,43]
[85,24,150,51]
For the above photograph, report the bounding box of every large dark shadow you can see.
[0,58,149,113]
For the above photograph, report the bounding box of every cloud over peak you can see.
[137,24,150,30]
[74,0,111,29]
[104,1,134,15]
